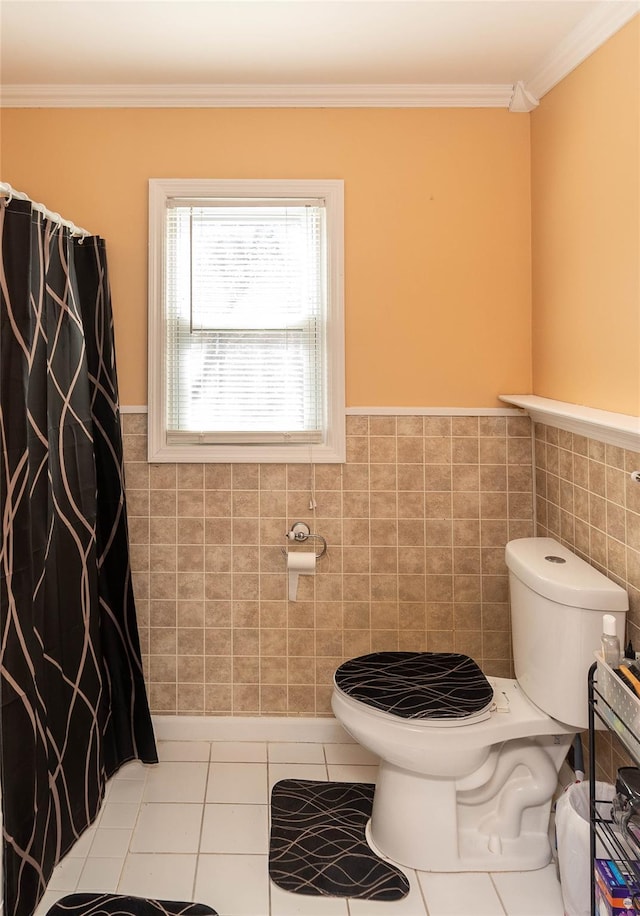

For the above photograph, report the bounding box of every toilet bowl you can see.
[331,537,629,872]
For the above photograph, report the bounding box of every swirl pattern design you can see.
[269,779,410,901]
[0,199,157,916]
[334,651,494,719]
[45,894,217,916]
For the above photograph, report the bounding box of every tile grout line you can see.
[190,742,213,902]
[488,871,509,916]
[117,765,148,896]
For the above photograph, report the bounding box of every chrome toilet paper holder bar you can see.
[282,521,327,559]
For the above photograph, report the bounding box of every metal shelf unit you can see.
[588,660,640,915]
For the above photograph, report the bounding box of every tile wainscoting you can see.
[534,422,640,781]
[122,413,535,716]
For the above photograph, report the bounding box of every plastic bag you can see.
[555,780,615,916]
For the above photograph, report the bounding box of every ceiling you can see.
[1,0,638,107]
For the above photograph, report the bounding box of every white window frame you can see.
[148,178,345,463]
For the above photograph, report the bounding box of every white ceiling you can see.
[1,0,638,107]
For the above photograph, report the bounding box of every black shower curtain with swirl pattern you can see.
[0,198,157,916]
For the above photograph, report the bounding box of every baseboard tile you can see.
[152,714,354,744]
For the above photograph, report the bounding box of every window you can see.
[148,179,345,462]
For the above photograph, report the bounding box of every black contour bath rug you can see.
[46,894,218,916]
[269,779,410,901]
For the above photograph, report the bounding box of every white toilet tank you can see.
[506,537,628,730]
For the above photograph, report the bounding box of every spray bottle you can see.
[602,614,621,668]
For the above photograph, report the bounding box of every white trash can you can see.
[555,780,615,916]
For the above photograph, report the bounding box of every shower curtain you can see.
[0,198,157,916]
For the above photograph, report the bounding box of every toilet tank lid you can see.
[505,537,629,612]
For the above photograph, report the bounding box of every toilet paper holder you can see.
[282,521,327,559]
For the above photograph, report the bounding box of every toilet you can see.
[331,537,628,872]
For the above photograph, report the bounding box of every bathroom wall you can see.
[124,411,534,715]
[0,105,536,716]
[3,18,639,724]
[530,17,640,781]
[530,16,640,416]
[533,423,640,780]
[0,106,531,408]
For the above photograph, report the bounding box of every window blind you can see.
[164,199,326,445]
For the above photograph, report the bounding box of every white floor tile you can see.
[99,802,141,829]
[76,856,125,892]
[157,740,211,762]
[143,761,209,803]
[42,739,566,916]
[88,827,133,858]
[195,854,270,916]
[107,779,146,805]
[269,763,328,790]
[207,762,268,804]
[131,803,203,853]
[418,872,506,915]
[47,856,84,892]
[324,744,379,766]
[348,868,427,915]
[327,765,378,784]
[118,853,197,901]
[210,741,268,763]
[491,866,564,916]
[201,803,269,854]
[65,827,96,857]
[268,743,326,764]
[270,882,349,915]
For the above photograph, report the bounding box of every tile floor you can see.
[36,740,565,916]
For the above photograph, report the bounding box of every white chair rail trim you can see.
[499,394,640,452]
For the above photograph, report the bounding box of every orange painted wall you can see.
[530,17,640,416]
[0,107,531,407]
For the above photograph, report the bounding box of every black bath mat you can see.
[269,779,410,901]
[46,894,218,916]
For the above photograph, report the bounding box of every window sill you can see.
[147,439,345,463]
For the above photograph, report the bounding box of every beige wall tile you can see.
[125,412,640,718]
[452,437,479,464]
[150,464,176,489]
[535,424,640,786]
[149,683,177,712]
[424,417,451,437]
[177,464,204,489]
[451,417,478,437]
[123,436,147,462]
[205,684,232,714]
[150,518,177,544]
[346,416,368,436]
[397,416,423,436]
[370,417,396,436]
[346,436,369,463]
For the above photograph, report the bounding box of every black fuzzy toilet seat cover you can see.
[334,652,494,720]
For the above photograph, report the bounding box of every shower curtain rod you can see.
[0,181,91,239]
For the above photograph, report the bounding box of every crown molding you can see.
[0,82,515,109]
[509,81,539,113]
[4,3,637,111]
[524,1,640,100]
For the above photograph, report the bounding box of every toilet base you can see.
[368,741,566,873]
[365,816,551,873]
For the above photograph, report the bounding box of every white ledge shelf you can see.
[499,395,640,453]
